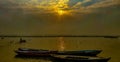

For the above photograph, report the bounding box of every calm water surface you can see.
[0,37,120,62]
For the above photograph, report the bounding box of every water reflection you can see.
[58,37,65,51]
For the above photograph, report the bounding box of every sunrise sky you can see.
[0,0,120,35]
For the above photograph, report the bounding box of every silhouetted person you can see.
[19,38,26,43]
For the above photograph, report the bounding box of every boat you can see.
[52,55,111,62]
[55,50,102,56]
[104,36,119,38]
[18,48,49,51]
[15,48,102,56]
[15,48,57,56]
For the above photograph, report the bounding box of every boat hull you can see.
[55,50,102,56]
[52,56,111,62]
[15,51,51,56]
[15,48,102,56]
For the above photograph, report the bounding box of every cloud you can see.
[86,0,120,9]
[0,0,119,15]
[68,0,120,13]
[0,0,120,35]
[68,0,84,7]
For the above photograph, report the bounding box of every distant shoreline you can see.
[0,35,119,38]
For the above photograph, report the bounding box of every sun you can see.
[53,0,69,16]
[57,10,65,15]
[54,8,69,16]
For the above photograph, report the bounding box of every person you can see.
[19,38,26,43]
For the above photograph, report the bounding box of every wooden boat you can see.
[18,48,49,51]
[52,55,111,62]
[15,48,57,56]
[55,50,102,56]
[15,48,102,56]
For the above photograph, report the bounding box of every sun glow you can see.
[56,9,66,15]
[58,10,64,15]
[19,0,70,16]
[53,0,69,16]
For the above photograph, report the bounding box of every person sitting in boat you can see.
[19,38,26,43]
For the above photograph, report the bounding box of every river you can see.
[0,37,120,62]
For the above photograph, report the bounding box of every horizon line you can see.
[0,35,119,38]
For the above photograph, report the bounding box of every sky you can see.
[0,0,120,35]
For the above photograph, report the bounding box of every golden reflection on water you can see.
[58,37,65,51]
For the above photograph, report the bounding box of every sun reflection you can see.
[58,37,65,51]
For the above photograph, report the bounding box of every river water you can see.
[0,37,120,62]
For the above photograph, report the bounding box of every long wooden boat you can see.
[15,48,102,56]
[15,48,57,56]
[18,48,49,51]
[52,55,111,62]
[55,50,102,56]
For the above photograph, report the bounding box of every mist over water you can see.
[0,37,120,62]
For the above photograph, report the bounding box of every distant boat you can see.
[55,50,102,56]
[15,48,102,56]
[104,36,119,38]
[19,38,26,43]
[52,55,111,62]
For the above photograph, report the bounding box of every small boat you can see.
[52,55,111,62]
[55,50,102,56]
